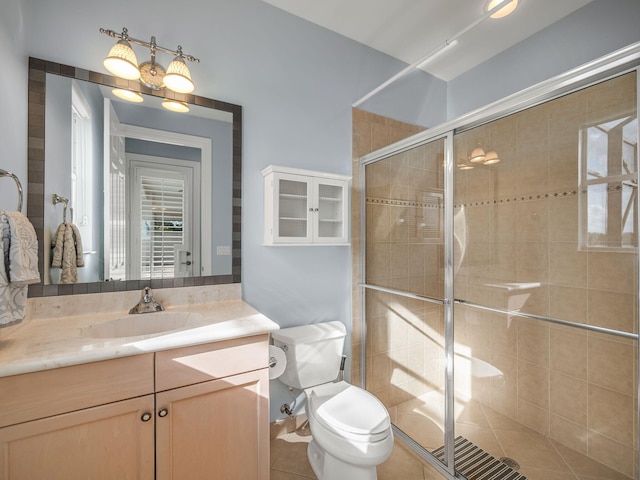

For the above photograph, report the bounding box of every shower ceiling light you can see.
[486,0,519,19]
[100,27,200,94]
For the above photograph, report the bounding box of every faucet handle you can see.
[143,287,152,302]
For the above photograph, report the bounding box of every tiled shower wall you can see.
[352,71,638,478]
[454,72,638,478]
[351,109,424,389]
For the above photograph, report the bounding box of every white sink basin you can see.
[85,311,203,338]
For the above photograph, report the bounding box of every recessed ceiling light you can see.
[486,0,519,19]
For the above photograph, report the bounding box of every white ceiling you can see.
[261,0,594,81]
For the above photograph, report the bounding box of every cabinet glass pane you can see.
[279,179,308,237]
[318,183,343,238]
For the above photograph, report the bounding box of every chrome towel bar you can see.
[0,169,23,212]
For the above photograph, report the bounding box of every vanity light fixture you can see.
[112,88,144,103]
[484,150,500,165]
[467,140,501,167]
[486,0,519,19]
[163,49,195,94]
[103,37,140,80]
[161,98,190,113]
[469,142,487,163]
[100,27,199,94]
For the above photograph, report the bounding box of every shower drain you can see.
[499,457,521,470]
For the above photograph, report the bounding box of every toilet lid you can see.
[309,382,390,436]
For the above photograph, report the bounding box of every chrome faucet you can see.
[129,287,165,314]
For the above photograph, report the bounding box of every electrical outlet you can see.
[216,245,231,255]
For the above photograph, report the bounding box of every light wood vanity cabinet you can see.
[0,334,270,480]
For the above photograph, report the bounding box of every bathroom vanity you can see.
[0,287,277,480]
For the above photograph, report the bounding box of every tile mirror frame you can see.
[26,57,242,297]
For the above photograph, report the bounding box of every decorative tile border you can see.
[455,188,584,208]
[27,58,242,297]
[367,184,629,210]
[366,197,442,208]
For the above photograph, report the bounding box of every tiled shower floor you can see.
[271,394,634,480]
[391,392,633,480]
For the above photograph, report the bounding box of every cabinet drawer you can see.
[155,334,269,392]
[0,353,154,427]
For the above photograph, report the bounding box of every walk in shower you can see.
[356,47,639,480]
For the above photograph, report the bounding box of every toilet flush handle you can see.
[339,355,347,381]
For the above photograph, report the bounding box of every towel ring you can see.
[52,194,70,223]
[0,168,24,212]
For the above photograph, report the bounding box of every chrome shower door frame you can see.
[358,42,640,480]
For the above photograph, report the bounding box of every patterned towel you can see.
[51,222,84,284]
[0,211,40,327]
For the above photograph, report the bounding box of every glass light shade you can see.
[458,163,474,170]
[486,0,519,19]
[484,151,500,165]
[162,98,190,113]
[112,88,144,103]
[103,40,140,80]
[469,146,486,163]
[163,56,195,93]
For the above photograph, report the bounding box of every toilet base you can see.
[307,439,379,480]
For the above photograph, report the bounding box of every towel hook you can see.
[52,194,70,223]
[0,169,24,212]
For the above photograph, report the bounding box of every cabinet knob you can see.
[158,408,169,418]
[314,208,319,212]
[141,412,152,422]
[308,208,313,212]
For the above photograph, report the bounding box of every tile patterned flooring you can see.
[271,397,634,480]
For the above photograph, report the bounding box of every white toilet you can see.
[271,321,394,480]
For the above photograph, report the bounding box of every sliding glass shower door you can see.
[364,137,451,470]
[361,66,639,479]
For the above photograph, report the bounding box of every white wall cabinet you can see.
[0,335,269,480]
[262,165,350,245]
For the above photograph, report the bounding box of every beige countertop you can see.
[0,290,279,378]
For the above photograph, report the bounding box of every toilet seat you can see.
[306,381,391,442]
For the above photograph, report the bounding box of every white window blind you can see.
[110,166,126,280]
[138,174,185,279]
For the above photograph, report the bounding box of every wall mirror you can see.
[27,58,242,297]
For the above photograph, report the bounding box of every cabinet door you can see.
[273,173,313,243]
[313,177,348,243]
[0,395,155,480]
[156,369,269,480]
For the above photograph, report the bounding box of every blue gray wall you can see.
[0,0,28,212]
[447,0,640,118]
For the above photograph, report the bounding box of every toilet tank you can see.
[271,321,346,389]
